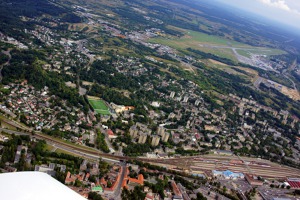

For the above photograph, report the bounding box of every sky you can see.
[216,0,300,30]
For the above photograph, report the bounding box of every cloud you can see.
[258,0,300,14]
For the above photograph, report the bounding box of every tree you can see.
[196,192,207,200]
[107,180,112,188]
[121,187,145,200]
[223,186,227,193]
[88,192,104,200]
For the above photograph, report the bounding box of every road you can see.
[109,163,126,200]
[283,73,297,90]
[194,187,230,200]
[104,133,116,154]
[199,44,272,52]
[0,117,32,131]
[0,128,28,136]
[0,127,119,163]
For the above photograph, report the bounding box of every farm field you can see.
[88,96,110,115]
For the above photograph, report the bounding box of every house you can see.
[14,145,27,164]
[171,180,182,199]
[100,177,107,188]
[35,163,56,176]
[107,129,117,139]
[65,171,77,184]
[145,192,160,200]
[80,160,88,171]
[90,163,99,175]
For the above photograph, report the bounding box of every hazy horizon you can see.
[213,0,300,32]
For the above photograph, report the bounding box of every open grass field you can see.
[88,96,110,115]
[205,59,249,78]
[149,27,285,62]
[236,48,285,58]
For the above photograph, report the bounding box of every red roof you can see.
[65,171,76,184]
[107,129,114,136]
[100,177,107,187]
[128,174,144,185]
[288,181,300,188]
[171,180,182,197]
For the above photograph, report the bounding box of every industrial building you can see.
[212,170,244,180]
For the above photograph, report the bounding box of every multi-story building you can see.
[170,91,175,98]
[157,126,165,136]
[138,133,147,144]
[129,125,138,138]
[151,135,160,146]
[161,132,170,142]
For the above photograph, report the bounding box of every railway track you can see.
[2,123,300,179]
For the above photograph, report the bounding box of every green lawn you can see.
[88,99,110,115]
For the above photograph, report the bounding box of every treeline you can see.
[81,60,140,91]
[31,140,83,173]
[123,143,151,156]
[121,187,145,200]
[88,192,104,200]
[0,135,83,172]
[89,84,135,106]
[95,131,109,153]
[0,135,30,167]
[0,52,9,65]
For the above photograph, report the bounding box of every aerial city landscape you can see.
[0,0,300,199]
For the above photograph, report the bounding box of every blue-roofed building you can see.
[212,170,244,180]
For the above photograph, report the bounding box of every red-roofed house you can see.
[100,177,107,188]
[171,180,182,198]
[128,174,144,187]
[85,173,90,181]
[65,171,77,184]
[107,129,117,139]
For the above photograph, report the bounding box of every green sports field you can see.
[88,98,110,115]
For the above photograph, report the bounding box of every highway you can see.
[0,127,117,162]
[110,163,126,200]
